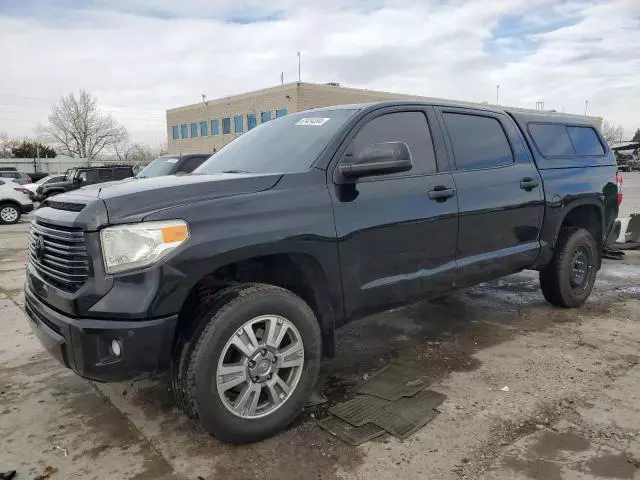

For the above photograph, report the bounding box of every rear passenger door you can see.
[437,108,544,286]
[330,107,458,318]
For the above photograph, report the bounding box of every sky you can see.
[0,0,639,146]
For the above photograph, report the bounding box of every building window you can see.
[247,113,257,130]
[276,108,288,118]
[172,125,179,140]
[211,119,219,136]
[191,122,198,138]
[222,117,231,134]
[261,111,271,123]
[200,120,208,137]
[180,124,188,139]
[234,115,244,134]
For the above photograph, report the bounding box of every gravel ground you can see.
[1,208,639,479]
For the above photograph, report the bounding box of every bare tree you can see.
[0,133,19,157]
[40,89,128,160]
[114,136,132,162]
[600,120,625,145]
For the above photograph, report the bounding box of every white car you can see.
[23,174,65,195]
[0,178,34,224]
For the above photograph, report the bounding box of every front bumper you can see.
[20,203,34,214]
[24,284,178,382]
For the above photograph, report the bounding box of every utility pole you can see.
[496,85,499,105]
[584,100,589,116]
[297,51,301,83]
[201,94,209,151]
[281,72,284,85]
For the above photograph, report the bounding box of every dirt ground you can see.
[1,183,639,479]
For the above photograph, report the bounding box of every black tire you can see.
[181,283,321,443]
[0,203,21,225]
[540,227,598,308]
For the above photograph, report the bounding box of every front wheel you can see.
[540,227,598,308]
[181,284,321,443]
[0,203,21,225]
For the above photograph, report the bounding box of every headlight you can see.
[100,220,189,274]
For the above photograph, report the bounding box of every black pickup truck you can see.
[24,101,618,443]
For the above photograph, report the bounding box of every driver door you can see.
[329,107,458,319]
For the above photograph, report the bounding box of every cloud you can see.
[0,0,638,147]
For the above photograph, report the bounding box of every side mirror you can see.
[339,142,412,179]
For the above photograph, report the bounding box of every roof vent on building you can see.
[325,82,341,87]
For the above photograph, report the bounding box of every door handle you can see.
[520,177,539,191]
[428,186,456,201]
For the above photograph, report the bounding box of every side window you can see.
[346,111,437,175]
[98,169,112,181]
[528,123,574,157]
[176,156,207,174]
[443,113,513,170]
[567,126,604,156]
[114,168,131,180]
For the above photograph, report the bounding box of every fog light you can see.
[110,339,122,357]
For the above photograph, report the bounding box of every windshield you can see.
[195,109,357,174]
[37,175,59,185]
[138,157,179,178]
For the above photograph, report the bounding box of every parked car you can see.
[137,154,211,178]
[0,170,32,184]
[23,102,618,443]
[23,174,65,198]
[0,178,33,224]
[36,165,134,200]
[614,151,638,172]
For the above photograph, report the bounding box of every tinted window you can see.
[98,169,112,181]
[176,156,208,174]
[197,109,356,174]
[78,170,98,183]
[211,119,219,135]
[234,115,244,134]
[347,111,437,174]
[190,123,198,138]
[528,123,574,157]
[222,117,231,134]
[276,108,288,118]
[180,124,188,139]
[114,168,131,180]
[261,111,271,123]
[567,126,604,156]
[172,125,179,140]
[443,113,513,169]
[200,121,208,136]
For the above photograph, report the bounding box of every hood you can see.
[41,180,72,191]
[51,173,282,223]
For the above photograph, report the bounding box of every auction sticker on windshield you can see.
[295,117,330,126]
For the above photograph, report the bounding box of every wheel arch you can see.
[176,252,337,358]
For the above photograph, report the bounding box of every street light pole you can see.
[496,85,500,105]
[584,100,589,116]
[297,51,301,83]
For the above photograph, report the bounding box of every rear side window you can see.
[443,113,513,170]
[567,126,604,156]
[98,169,112,181]
[528,124,574,157]
[347,111,437,174]
[176,156,208,174]
[114,168,131,180]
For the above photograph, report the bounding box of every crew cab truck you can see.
[24,101,618,444]
[36,165,134,200]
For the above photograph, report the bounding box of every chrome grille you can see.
[28,221,89,292]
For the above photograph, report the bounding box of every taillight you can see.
[14,187,31,195]
[616,172,623,205]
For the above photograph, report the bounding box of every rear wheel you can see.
[0,203,21,225]
[178,283,321,443]
[540,227,598,308]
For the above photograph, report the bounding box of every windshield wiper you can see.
[221,169,251,174]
